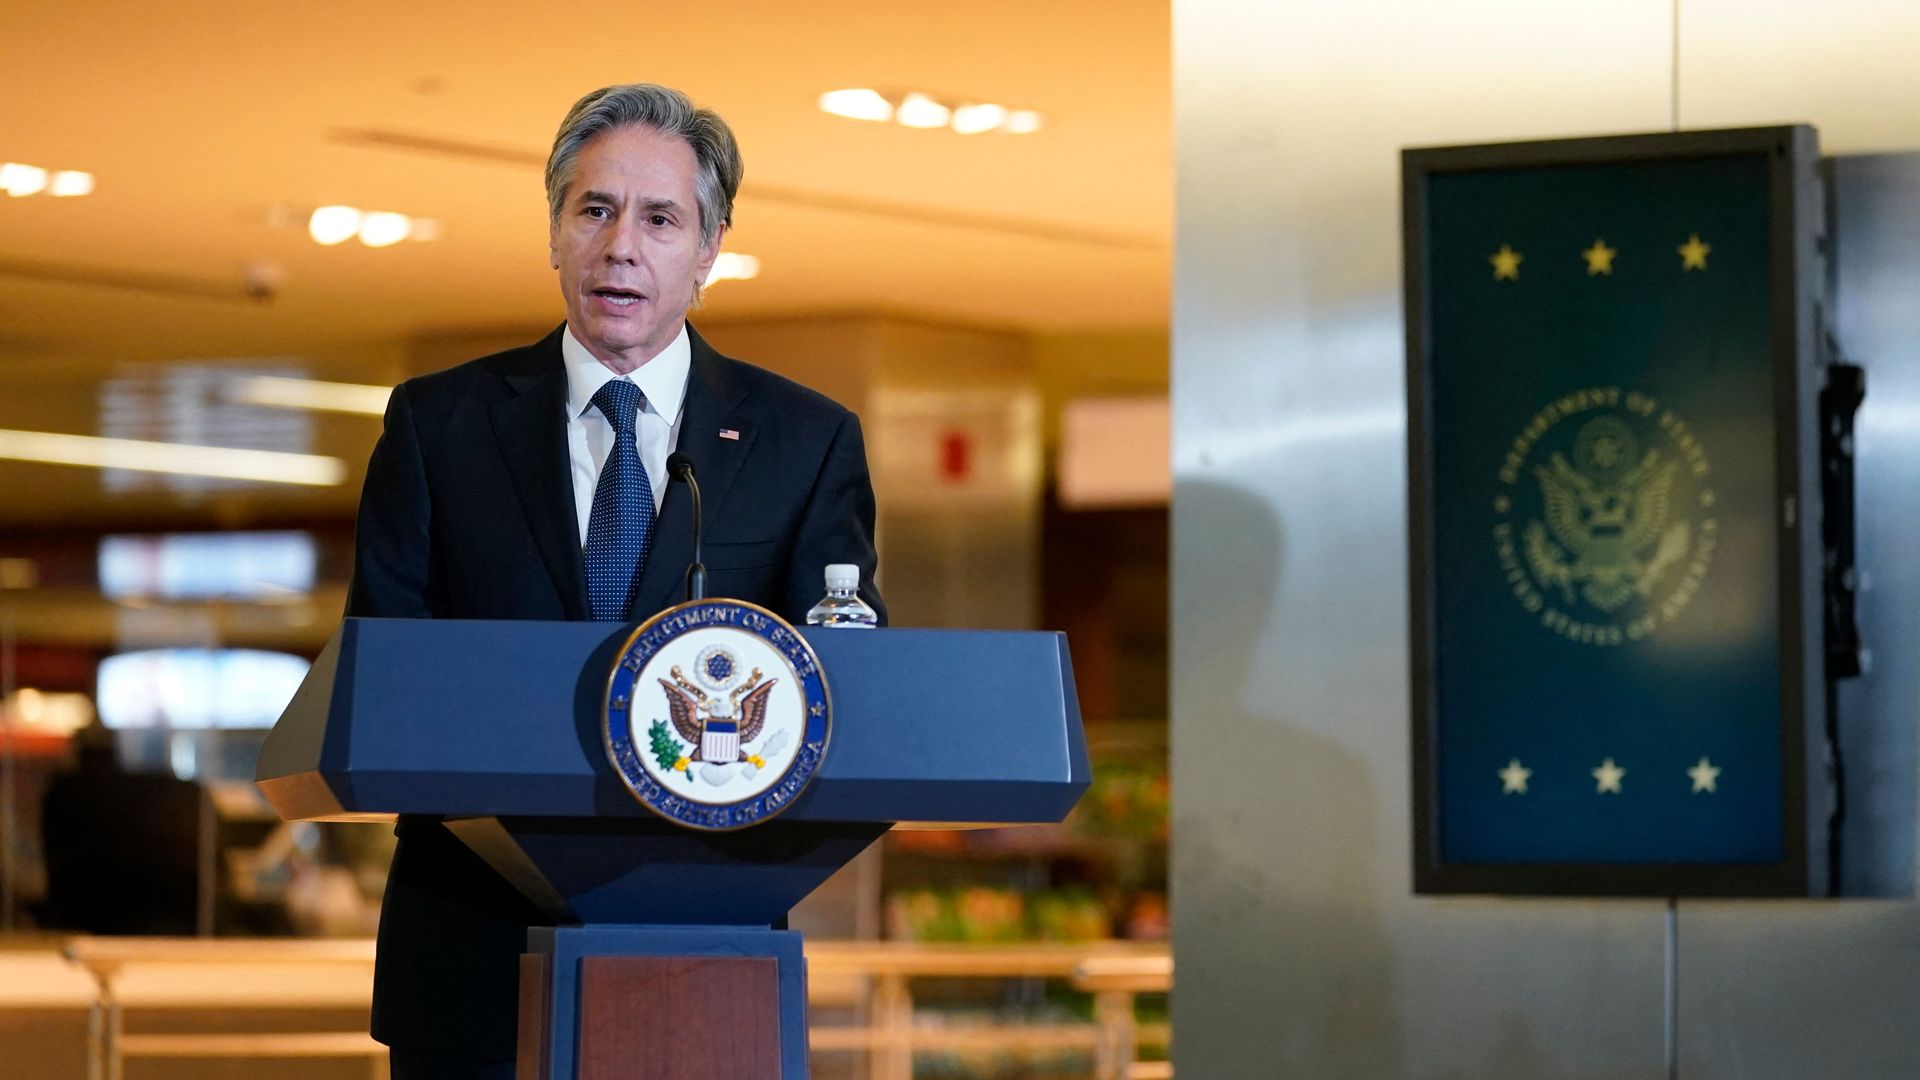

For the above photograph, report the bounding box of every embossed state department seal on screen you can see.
[603,599,830,830]
[1491,387,1718,646]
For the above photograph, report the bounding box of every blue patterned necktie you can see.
[584,379,654,621]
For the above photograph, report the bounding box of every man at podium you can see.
[344,82,887,1080]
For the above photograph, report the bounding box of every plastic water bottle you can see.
[805,564,878,628]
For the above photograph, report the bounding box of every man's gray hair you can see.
[544,83,743,250]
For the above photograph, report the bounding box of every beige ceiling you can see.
[0,0,1171,374]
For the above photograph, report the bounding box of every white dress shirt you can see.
[561,323,690,547]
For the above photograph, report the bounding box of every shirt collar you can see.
[561,322,691,426]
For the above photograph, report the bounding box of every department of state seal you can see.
[1491,387,1718,646]
[603,598,831,830]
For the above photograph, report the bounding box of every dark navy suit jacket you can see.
[345,322,884,1059]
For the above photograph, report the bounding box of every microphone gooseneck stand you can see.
[667,451,706,601]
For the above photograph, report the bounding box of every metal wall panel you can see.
[1825,156,1920,899]
[1172,4,1678,1075]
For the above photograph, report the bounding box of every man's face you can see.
[549,125,723,371]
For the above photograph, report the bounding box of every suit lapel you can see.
[489,326,590,620]
[631,324,758,617]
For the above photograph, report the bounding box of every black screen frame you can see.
[1403,126,1829,897]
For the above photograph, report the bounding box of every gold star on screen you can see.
[1489,244,1523,281]
[1591,757,1626,794]
[1487,235,1711,279]
[1582,239,1617,275]
[1490,756,1724,795]
[1678,233,1712,270]
[1688,757,1722,793]
[1498,759,1532,795]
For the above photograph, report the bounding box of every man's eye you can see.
[584,206,610,219]
[649,214,671,227]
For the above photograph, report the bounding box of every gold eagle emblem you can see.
[1522,417,1690,612]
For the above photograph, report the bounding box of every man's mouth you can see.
[593,287,645,307]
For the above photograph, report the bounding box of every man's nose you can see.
[604,215,641,264]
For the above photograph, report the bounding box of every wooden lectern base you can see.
[517,926,807,1079]
[519,954,554,1079]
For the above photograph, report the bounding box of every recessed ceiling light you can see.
[306,205,431,246]
[48,170,94,197]
[0,162,49,197]
[706,252,761,285]
[817,90,1043,136]
[895,92,952,130]
[818,88,893,123]
[357,211,412,247]
[308,205,362,245]
[951,103,1010,135]
[1004,110,1043,135]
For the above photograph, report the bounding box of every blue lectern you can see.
[256,618,1088,1079]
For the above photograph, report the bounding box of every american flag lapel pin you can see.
[719,428,741,441]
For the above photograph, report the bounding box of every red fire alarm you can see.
[938,430,972,483]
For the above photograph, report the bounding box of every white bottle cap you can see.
[824,563,860,590]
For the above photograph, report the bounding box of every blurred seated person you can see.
[40,722,206,934]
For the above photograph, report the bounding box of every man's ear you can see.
[549,220,560,270]
[694,224,729,283]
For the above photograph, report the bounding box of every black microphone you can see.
[666,451,705,601]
